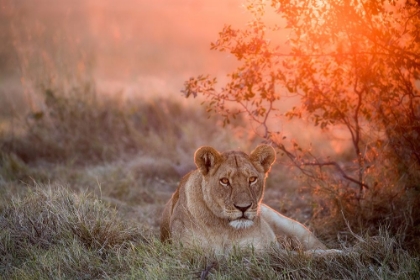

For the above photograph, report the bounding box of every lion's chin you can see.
[229,219,254,229]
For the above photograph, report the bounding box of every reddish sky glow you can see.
[1,0,254,96]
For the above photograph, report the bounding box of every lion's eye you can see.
[220,178,229,186]
[249,176,258,185]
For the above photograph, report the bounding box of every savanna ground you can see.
[3,87,420,280]
[1,1,420,279]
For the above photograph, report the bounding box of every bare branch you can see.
[271,142,369,190]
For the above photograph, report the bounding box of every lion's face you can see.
[194,145,276,230]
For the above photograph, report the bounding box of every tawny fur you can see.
[160,145,327,253]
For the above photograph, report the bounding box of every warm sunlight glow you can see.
[3,0,250,97]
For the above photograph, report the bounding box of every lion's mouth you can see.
[226,208,257,229]
[229,218,254,229]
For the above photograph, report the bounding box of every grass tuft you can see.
[0,185,149,279]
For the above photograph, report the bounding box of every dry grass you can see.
[0,186,418,279]
[0,95,418,279]
[0,79,418,278]
[1,85,243,165]
[0,185,146,279]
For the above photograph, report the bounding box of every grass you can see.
[0,75,419,278]
[0,185,147,279]
[1,186,418,279]
[0,89,419,279]
[0,74,419,278]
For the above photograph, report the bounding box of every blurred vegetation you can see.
[1,82,231,164]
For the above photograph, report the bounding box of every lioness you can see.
[161,144,327,253]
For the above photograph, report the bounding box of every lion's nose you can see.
[234,203,252,213]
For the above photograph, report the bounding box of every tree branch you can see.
[271,141,370,191]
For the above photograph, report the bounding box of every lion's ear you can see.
[194,146,222,175]
[250,144,276,173]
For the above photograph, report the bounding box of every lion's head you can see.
[194,144,276,229]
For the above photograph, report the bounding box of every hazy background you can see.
[0,0,251,103]
[0,0,353,161]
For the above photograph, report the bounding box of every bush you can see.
[0,81,244,165]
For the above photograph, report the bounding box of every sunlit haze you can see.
[0,0,354,155]
[1,0,250,96]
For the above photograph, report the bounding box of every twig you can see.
[271,142,369,190]
[200,262,217,280]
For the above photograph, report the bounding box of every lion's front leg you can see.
[260,204,327,250]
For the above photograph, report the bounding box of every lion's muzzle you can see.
[228,207,257,229]
[229,218,254,229]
